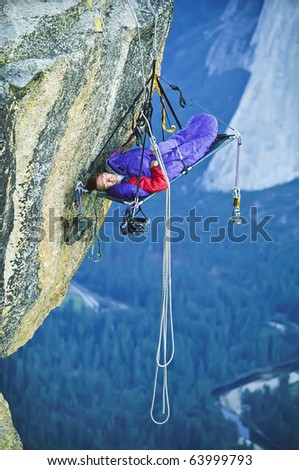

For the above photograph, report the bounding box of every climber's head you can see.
[86,172,118,192]
[95,172,118,190]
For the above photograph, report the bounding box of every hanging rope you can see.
[141,112,175,425]
[127,1,175,424]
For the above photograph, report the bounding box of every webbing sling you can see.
[154,75,176,134]
[154,75,183,131]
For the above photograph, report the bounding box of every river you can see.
[211,359,299,449]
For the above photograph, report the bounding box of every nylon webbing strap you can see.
[154,75,183,131]
[168,83,187,108]
[154,75,176,134]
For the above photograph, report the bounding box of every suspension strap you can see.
[154,75,183,130]
[158,77,187,109]
[154,75,176,134]
[234,134,242,188]
[230,134,243,224]
[186,97,243,223]
[168,84,187,108]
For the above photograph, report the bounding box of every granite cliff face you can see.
[0,394,23,450]
[0,0,173,358]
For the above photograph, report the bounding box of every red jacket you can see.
[125,166,168,193]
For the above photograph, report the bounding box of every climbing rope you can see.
[141,112,175,425]
[124,3,176,423]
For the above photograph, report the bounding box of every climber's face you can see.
[96,172,118,190]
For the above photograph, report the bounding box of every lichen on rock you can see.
[0,0,173,358]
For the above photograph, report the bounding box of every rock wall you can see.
[0,393,23,449]
[0,0,173,358]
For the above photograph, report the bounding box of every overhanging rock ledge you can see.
[0,0,174,358]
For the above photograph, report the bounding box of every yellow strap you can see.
[154,75,176,134]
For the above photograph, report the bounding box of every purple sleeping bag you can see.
[106,113,218,199]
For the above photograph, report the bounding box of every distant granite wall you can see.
[202,0,299,191]
[0,0,173,357]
